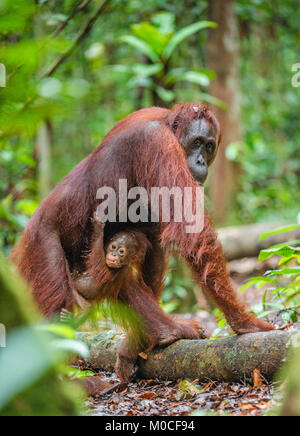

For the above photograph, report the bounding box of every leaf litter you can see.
[85,369,273,417]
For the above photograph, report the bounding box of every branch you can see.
[53,0,91,37]
[80,329,299,383]
[42,0,111,78]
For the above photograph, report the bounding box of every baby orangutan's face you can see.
[105,233,137,269]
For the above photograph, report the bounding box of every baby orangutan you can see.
[66,213,207,383]
[71,227,146,306]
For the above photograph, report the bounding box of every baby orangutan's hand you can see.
[93,211,106,229]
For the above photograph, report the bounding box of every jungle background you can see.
[0,0,300,417]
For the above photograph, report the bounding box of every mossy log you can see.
[218,222,300,261]
[80,329,299,383]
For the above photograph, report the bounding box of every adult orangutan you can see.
[12,103,274,343]
[68,214,207,382]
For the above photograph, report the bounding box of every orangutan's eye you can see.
[193,138,201,148]
[206,142,215,155]
[172,120,179,132]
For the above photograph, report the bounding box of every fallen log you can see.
[218,222,300,261]
[79,329,299,383]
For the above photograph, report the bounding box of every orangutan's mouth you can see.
[107,260,122,269]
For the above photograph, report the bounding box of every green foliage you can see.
[117,13,217,105]
[0,251,84,415]
[244,230,300,324]
[259,225,300,242]
[243,227,300,325]
[162,256,198,314]
[227,0,300,224]
[0,325,87,411]
[212,225,300,338]
[0,0,300,320]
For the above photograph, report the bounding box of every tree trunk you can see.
[80,329,297,383]
[206,0,242,224]
[35,121,53,200]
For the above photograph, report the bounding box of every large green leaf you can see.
[38,323,75,340]
[120,35,160,63]
[239,276,276,292]
[111,63,162,77]
[259,224,300,241]
[156,86,175,103]
[166,69,213,87]
[259,246,300,261]
[0,328,59,410]
[51,339,90,358]
[266,267,300,276]
[152,12,175,35]
[162,21,217,60]
[131,22,171,56]
[127,76,153,89]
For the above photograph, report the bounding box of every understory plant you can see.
[213,224,300,338]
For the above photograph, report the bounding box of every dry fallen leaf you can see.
[238,403,257,411]
[253,368,263,389]
[256,401,270,409]
[138,352,148,360]
[138,391,157,399]
[119,387,129,395]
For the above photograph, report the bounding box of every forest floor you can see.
[80,256,289,416]
[87,371,275,416]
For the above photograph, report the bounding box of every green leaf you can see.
[127,76,153,89]
[120,35,160,63]
[156,86,175,103]
[259,225,300,241]
[258,246,299,261]
[15,199,39,216]
[111,63,163,80]
[38,323,75,340]
[262,290,268,311]
[162,300,180,313]
[279,256,299,267]
[266,267,300,276]
[65,367,95,378]
[281,311,293,323]
[264,302,285,309]
[0,328,60,410]
[218,318,227,328]
[152,12,175,35]
[162,21,217,60]
[240,276,276,292]
[166,69,212,87]
[51,339,90,358]
[131,63,163,77]
[257,310,277,318]
[131,22,171,55]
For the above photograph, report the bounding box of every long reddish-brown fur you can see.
[11,103,274,339]
[76,227,204,382]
